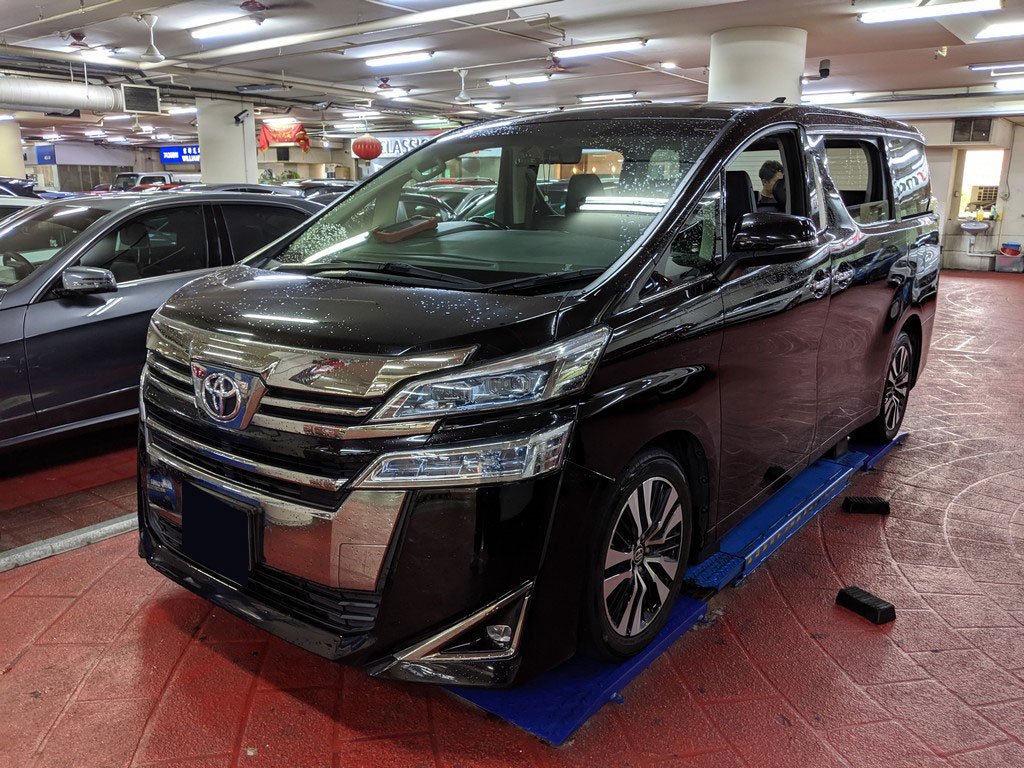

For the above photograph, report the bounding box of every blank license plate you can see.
[181,483,257,587]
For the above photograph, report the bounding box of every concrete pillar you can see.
[196,98,258,183]
[707,27,807,105]
[0,120,26,178]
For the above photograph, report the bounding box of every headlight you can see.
[371,327,610,422]
[353,423,571,488]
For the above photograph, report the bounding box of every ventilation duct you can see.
[0,77,122,113]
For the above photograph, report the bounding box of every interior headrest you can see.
[565,173,604,213]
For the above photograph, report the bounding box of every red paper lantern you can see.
[352,134,382,161]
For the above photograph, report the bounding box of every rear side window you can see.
[221,205,307,261]
[140,175,166,185]
[823,138,891,225]
[885,137,931,219]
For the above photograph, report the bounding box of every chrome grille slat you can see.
[147,443,338,521]
[260,395,372,418]
[147,419,348,492]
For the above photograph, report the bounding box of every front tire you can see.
[858,331,914,443]
[581,450,692,660]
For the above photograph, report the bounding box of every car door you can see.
[216,202,311,262]
[810,134,909,445]
[715,128,833,526]
[0,302,35,445]
[23,203,217,429]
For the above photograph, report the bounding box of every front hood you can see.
[157,265,566,358]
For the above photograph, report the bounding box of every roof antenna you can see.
[772,96,786,103]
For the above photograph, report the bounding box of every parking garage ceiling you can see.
[3,0,1024,143]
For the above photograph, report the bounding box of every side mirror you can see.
[58,266,117,297]
[730,212,818,254]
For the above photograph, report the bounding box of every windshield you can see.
[0,204,109,287]
[111,174,139,191]
[257,118,722,291]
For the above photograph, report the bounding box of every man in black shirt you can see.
[757,160,785,211]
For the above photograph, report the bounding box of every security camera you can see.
[233,109,251,125]
[818,59,831,80]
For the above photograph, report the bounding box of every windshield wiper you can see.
[481,268,605,294]
[277,260,481,289]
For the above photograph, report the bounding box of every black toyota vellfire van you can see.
[138,104,939,686]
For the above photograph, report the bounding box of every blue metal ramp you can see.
[448,435,905,745]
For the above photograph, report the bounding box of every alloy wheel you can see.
[883,342,911,433]
[602,476,684,638]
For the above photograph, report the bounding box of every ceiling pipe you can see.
[0,0,130,36]
[168,0,563,64]
[0,75,122,112]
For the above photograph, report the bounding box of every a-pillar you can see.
[0,120,26,178]
[707,27,807,105]
[195,98,258,183]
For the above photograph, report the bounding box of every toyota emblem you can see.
[201,373,242,422]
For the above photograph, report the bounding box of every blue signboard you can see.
[35,144,56,165]
[159,144,200,164]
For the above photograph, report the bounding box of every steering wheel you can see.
[1,251,32,279]
[468,216,509,230]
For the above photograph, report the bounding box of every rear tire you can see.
[580,449,692,660]
[857,331,914,444]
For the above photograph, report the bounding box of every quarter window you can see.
[823,139,891,225]
[885,136,931,219]
[643,180,721,297]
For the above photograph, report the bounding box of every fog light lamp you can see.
[486,624,513,648]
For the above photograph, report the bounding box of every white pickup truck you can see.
[109,172,201,191]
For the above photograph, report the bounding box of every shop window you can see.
[823,139,891,225]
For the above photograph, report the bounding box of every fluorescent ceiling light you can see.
[860,0,1001,23]
[578,92,636,102]
[378,88,409,99]
[977,20,1024,38]
[968,61,1024,71]
[332,123,361,130]
[412,116,449,125]
[263,116,297,125]
[107,135,129,143]
[553,39,645,59]
[488,74,550,87]
[802,91,860,104]
[103,113,132,121]
[476,102,505,112]
[166,106,197,114]
[342,110,381,118]
[660,61,678,70]
[42,133,60,140]
[994,76,1024,91]
[514,106,558,113]
[84,129,106,137]
[0,114,14,122]
[366,50,433,67]
[155,133,173,140]
[190,16,262,40]
[992,68,1024,77]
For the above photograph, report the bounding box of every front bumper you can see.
[138,433,612,686]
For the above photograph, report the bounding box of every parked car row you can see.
[0,191,322,448]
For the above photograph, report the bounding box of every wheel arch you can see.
[898,313,923,386]
[640,430,713,562]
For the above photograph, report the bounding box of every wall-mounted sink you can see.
[960,221,991,235]
[960,220,991,253]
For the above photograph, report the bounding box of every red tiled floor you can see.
[1,272,1023,767]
